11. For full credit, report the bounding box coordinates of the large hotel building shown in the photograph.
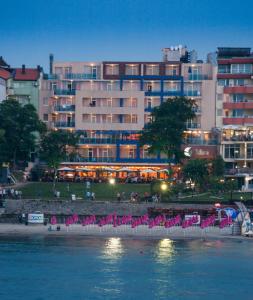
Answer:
[39,47,217,173]
[2,46,253,177]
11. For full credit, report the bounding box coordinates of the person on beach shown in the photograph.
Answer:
[117,192,121,202]
[91,192,95,201]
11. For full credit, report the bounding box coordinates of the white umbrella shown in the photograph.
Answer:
[76,167,92,172]
[117,167,133,172]
[140,169,155,173]
[57,167,75,172]
[158,169,169,173]
[102,167,116,172]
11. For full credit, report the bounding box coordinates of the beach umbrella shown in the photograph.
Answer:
[117,167,133,172]
[76,167,92,172]
[50,216,57,225]
[57,167,75,172]
[102,167,116,172]
[140,169,155,173]
[158,169,169,173]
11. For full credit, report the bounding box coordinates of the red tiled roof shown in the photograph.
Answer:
[14,68,40,81]
[0,68,11,80]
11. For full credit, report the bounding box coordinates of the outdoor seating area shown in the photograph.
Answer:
[38,166,174,183]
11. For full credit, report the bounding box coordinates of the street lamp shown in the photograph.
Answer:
[160,182,169,202]
[191,182,195,198]
[161,182,168,191]
[109,178,116,185]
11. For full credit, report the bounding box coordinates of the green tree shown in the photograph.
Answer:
[182,159,209,190]
[0,100,46,168]
[211,155,225,177]
[39,130,80,191]
[140,97,196,163]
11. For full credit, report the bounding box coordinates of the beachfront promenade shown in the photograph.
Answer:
[0,223,233,238]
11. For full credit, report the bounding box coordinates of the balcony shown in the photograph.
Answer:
[223,101,253,109]
[188,74,209,81]
[53,105,75,112]
[79,138,118,144]
[54,121,75,128]
[224,86,253,94]
[223,117,253,125]
[66,156,116,163]
[185,122,201,129]
[65,156,169,163]
[65,73,97,80]
[54,89,76,96]
[144,106,153,112]
[184,90,201,97]
[183,138,217,145]
[43,74,58,80]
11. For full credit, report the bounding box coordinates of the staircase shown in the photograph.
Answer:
[232,221,242,235]
[235,202,250,236]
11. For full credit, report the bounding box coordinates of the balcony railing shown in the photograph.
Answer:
[185,122,201,129]
[65,73,97,80]
[188,74,209,80]
[183,138,217,145]
[184,90,201,97]
[53,105,75,112]
[43,74,59,80]
[54,121,75,128]
[66,157,116,163]
[64,156,169,163]
[54,89,76,96]
[79,138,118,144]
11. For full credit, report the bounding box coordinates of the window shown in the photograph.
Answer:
[218,79,229,86]
[165,65,179,76]
[128,148,136,159]
[147,98,152,108]
[231,64,252,74]
[232,94,244,103]
[217,94,223,101]
[145,64,159,75]
[218,65,230,74]
[125,64,139,75]
[91,114,96,123]
[105,64,119,75]
[43,97,48,106]
[43,114,48,121]
[217,109,222,116]
[233,79,244,86]
[247,144,253,158]
[63,67,72,74]
[106,114,112,123]
[232,109,243,117]
[224,144,241,159]
[131,115,137,123]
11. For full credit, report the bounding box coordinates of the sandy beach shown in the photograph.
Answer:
[0,223,239,239]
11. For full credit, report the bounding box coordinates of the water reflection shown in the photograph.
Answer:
[102,237,124,260]
[155,239,175,263]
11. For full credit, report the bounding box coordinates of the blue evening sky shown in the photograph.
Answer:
[1,0,253,71]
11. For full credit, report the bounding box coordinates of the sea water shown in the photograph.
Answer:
[0,236,252,300]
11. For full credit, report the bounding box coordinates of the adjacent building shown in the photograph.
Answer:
[0,56,11,102]
[216,47,253,171]
[7,65,42,111]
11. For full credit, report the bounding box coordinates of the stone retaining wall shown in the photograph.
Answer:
[3,199,214,216]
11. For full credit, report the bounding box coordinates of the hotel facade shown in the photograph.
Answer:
[39,47,217,173]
